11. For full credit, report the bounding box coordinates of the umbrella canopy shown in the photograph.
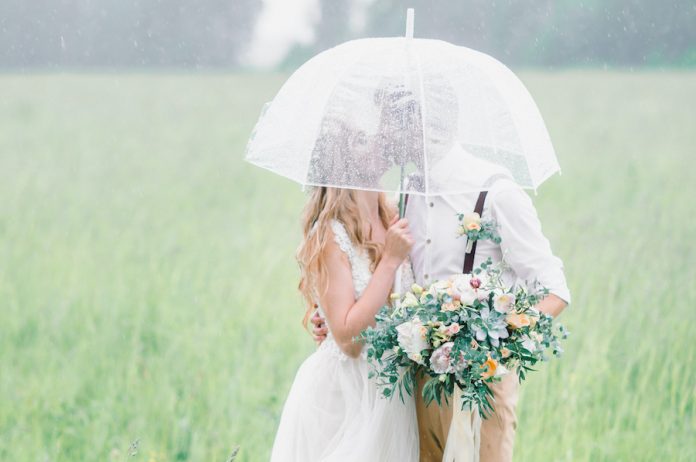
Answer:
[245,12,560,197]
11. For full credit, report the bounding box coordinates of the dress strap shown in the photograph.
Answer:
[330,220,355,262]
[463,191,488,274]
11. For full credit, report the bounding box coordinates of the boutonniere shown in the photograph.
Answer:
[456,212,501,253]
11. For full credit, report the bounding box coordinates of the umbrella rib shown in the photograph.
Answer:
[412,43,430,196]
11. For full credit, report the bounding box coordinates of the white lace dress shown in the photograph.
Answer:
[270,220,419,462]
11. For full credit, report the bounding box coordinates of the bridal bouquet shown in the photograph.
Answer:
[359,260,568,417]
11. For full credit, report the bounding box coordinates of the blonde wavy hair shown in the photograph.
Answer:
[297,187,396,328]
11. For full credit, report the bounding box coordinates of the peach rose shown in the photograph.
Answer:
[462,212,481,231]
[506,312,531,329]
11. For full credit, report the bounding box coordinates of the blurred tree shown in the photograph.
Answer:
[315,0,352,51]
[361,0,696,67]
[0,0,262,69]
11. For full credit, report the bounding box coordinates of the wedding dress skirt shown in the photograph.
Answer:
[270,337,419,461]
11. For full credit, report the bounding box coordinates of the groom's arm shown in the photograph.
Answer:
[533,293,567,318]
[311,311,328,344]
[490,182,570,317]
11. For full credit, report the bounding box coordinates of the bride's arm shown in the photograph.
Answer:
[319,219,413,358]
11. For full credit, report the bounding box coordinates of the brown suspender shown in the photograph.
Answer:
[403,190,488,275]
[463,191,488,274]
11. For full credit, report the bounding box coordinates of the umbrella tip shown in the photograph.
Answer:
[405,8,414,39]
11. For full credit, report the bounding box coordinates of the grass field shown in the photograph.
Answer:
[0,71,695,461]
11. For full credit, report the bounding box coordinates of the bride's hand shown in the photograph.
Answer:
[383,217,414,266]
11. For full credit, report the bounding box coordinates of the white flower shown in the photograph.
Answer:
[450,275,477,306]
[396,319,430,365]
[401,292,419,308]
[462,212,482,231]
[430,342,455,374]
[493,293,516,313]
[430,280,451,298]
[429,341,467,374]
[520,335,537,353]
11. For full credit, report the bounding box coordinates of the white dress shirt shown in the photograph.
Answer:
[404,177,571,304]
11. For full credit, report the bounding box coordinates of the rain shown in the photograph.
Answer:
[0,1,694,461]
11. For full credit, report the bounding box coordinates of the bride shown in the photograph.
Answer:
[270,186,419,461]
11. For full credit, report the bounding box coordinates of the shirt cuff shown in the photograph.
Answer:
[548,287,571,306]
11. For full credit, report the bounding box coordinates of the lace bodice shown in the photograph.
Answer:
[317,220,414,361]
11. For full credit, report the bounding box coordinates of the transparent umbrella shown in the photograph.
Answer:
[245,9,560,215]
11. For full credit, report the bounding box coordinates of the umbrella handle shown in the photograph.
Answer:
[394,265,403,298]
[398,4,414,220]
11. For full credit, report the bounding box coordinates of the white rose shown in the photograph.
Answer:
[396,319,430,365]
[401,292,419,308]
[493,293,516,313]
[462,212,481,231]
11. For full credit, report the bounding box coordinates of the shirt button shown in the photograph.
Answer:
[426,239,432,244]
[424,274,429,280]
[429,202,434,207]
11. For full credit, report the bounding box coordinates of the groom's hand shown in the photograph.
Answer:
[311,311,328,344]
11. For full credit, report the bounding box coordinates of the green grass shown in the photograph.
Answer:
[0,71,694,461]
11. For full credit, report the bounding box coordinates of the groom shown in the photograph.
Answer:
[312,83,570,462]
[312,170,570,462]
[312,173,570,461]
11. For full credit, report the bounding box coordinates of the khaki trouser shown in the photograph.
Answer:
[416,373,519,462]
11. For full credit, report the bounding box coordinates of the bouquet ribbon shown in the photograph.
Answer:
[443,385,481,462]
